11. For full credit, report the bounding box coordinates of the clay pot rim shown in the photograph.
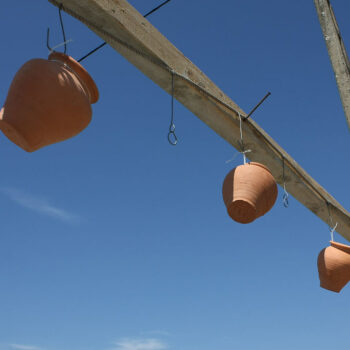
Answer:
[0,108,32,151]
[227,198,257,224]
[330,241,350,254]
[48,51,99,104]
[228,197,256,209]
[240,162,273,175]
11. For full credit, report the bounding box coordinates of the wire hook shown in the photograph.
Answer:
[168,71,178,146]
[58,4,67,54]
[282,157,289,208]
[46,28,52,52]
[47,4,68,54]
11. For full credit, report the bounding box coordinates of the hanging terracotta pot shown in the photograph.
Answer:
[0,51,99,152]
[317,241,350,292]
[222,162,278,224]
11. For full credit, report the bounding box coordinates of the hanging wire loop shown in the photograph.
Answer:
[282,157,289,208]
[283,186,289,208]
[168,72,178,146]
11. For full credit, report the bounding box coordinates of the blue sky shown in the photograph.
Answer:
[2,1,350,350]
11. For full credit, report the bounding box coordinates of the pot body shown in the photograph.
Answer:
[0,52,99,152]
[222,162,278,224]
[318,241,350,292]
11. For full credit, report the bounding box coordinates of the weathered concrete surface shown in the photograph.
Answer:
[314,0,350,131]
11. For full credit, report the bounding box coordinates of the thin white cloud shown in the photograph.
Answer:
[9,345,41,350]
[112,338,167,350]
[140,331,170,337]
[1,187,80,223]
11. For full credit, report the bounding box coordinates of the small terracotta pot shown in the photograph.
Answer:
[317,241,350,293]
[222,162,278,224]
[0,52,99,152]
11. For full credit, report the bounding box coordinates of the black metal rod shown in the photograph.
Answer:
[243,92,271,120]
[78,42,107,62]
[46,4,67,53]
[77,0,172,63]
[143,0,171,17]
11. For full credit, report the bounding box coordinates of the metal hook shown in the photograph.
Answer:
[58,4,67,54]
[46,28,52,52]
[168,128,178,145]
[168,71,178,146]
[282,157,289,208]
[46,4,68,54]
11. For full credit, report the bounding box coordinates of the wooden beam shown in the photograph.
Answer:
[314,0,350,131]
[49,0,350,241]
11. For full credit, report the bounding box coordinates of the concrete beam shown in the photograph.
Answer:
[48,0,350,241]
[314,0,350,131]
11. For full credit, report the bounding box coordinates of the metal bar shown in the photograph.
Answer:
[243,92,271,120]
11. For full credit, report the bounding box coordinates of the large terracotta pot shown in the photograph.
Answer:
[222,162,278,224]
[0,52,99,152]
[318,241,350,292]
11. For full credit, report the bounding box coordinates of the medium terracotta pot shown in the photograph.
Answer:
[317,241,350,292]
[0,52,99,152]
[222,162,278,224]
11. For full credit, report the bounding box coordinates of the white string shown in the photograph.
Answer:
[49,39,73,53]
[327,202,338,241]
[225,152,240,164]
[330,222,338,242]
[225,150,252,164]
[225,114,251,164]
[282,157,289,208]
